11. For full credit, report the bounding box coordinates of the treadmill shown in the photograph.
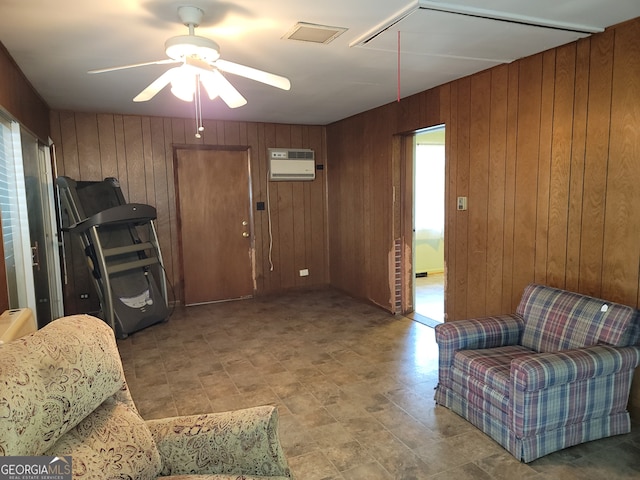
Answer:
[57,176,169,338]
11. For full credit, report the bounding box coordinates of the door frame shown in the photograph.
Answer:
[399,133,415,315]
[398,124,447,319]
[0,116,64,325]
[172,144,255,305]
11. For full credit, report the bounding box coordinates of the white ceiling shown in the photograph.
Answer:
[1,0,639,125]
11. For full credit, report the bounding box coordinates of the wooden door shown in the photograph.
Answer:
[175,148,254,305]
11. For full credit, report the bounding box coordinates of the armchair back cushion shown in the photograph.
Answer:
[0,315,127,456]
[517,283,640,352]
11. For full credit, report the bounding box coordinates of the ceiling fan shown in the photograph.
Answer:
[89,5,291,110]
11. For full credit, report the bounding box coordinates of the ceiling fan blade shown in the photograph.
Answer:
[198,71,219,101]
[88,59,179,74]
[133,67,179,102]
[215,59,291,90]
[201,70,247,108]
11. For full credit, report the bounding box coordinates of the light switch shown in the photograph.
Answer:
[457,196,468,211]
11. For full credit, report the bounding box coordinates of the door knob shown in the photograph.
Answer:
[242,232,250,237]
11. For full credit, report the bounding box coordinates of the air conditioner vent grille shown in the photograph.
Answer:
[287,150,314,160]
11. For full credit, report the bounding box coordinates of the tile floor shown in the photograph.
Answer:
[413,273,445,327]
[117,287,640,479]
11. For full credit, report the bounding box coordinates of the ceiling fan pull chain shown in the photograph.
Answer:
[194,74,204,138]
[397,30,401,103]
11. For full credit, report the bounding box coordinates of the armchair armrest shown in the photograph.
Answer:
[511,345,640,391]
[146,405,292,478]
[435,314,525,350]
[510,345,640,438]
[435,314,524,389]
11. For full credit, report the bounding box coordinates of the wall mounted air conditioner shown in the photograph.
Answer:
[268,148,315,181]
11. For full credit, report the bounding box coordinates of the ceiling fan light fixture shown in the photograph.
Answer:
[170,67,197,102]
[165,35,221,62]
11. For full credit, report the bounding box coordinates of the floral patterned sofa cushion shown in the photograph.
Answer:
[1,314,293,479]
[147,406,290,478]
[44,397,161,479]
[0,315,128,456]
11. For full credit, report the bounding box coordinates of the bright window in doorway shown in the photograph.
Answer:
[414,143,445,236]
[413,125,445,324]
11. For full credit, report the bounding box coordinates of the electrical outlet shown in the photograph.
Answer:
[299,269,309,277]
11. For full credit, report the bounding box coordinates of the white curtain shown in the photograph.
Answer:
[0,114,36,312]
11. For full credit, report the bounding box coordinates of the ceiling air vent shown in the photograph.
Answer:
[283,22,347,44]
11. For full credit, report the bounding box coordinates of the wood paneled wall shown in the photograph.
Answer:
[49,113,328,312]
[327,17,640,412]
[0,41,50,312]
[0,42,49,142]
[328,17,640,315]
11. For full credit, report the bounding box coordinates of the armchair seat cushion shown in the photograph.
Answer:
[451,345,535,414]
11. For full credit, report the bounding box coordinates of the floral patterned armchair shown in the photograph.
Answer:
[435,283,640,462]
[0,314,293,479]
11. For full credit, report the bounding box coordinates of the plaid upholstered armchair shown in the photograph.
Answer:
[434,283,640,462]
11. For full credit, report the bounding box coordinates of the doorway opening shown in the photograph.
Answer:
[412,125,445,326]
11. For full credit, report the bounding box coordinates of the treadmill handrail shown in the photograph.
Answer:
[64,204,157,233]
[106,257,159,275]
[103,242,154,257]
